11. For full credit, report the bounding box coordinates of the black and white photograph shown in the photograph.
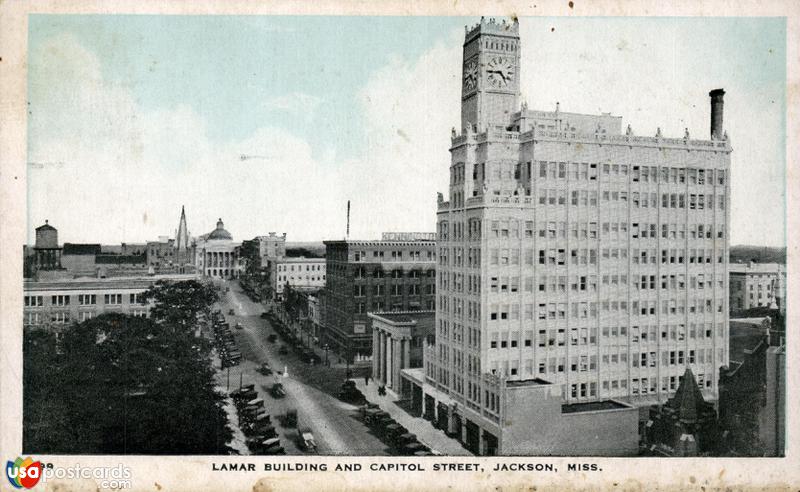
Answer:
[1,1,797,490]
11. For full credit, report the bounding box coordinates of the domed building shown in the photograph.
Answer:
[193,218,241,279]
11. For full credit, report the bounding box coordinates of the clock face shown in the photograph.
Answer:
[463,60,478,92]
[486,56,514,88]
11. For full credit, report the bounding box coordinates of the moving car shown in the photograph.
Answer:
[270,383,286,399]
[299,430,317,453]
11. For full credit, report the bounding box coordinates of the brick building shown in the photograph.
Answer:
[415,16,731,455]
[322,238,436,362]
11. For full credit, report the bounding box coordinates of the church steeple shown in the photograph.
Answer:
[176,205,189,251]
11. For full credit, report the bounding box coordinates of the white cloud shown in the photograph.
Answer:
[28,22,785,247]
[340,29,462,239]
[27,34,339,244]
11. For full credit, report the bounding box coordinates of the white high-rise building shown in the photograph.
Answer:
[413,17,731,455]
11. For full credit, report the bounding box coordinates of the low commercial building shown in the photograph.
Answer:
[23,273,200,331]
[322,237,436,363]
[60,243,102,277]
[400,368,638,456]
[274,257,326,298]
[729,262,786,314]
[369,310,435,394]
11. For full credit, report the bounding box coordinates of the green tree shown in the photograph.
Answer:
[24,280,232,455]
[142,279,218,331]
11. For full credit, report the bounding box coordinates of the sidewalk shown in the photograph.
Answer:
[353,379,473,456]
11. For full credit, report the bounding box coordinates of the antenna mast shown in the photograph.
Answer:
[346,200,350,239]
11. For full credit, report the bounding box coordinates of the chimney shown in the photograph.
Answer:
[709,89,725,140]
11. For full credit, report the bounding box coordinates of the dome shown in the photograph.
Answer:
[207,218,233,241]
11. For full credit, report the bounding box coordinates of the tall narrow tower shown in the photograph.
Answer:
[460,17,521,132]
[176,205,189,252]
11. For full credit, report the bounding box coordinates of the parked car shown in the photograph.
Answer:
[228,308,235,315]
[338,381,364,403]
[258,363,273,375]
[278,345,289,355]
[230,384,255,398]
[267,334,278,343]
[256,437,284,455]
[235,322,244,330]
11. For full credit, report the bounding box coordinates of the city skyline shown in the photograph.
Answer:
[27,15,786,246]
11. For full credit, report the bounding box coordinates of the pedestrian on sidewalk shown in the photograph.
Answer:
[364,375,369,386]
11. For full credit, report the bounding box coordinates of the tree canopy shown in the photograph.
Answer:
[24,280,232,454]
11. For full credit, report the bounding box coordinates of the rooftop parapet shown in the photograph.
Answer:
[465,16,519,43]
[450,127,731,152]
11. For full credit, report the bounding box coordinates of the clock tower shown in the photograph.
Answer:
[461,17,521,132]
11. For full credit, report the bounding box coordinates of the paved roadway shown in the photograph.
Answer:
[217,280,390,456]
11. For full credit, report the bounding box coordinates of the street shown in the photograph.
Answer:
[215,280,390,455]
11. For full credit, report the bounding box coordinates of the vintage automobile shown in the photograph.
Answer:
[358,402,380,417]
[270,383,286,399]
[338,381,364,402]
[278,345,289,355]
[366,411,390,427]
[260,437,284,454]
[230,385,256,401]
[258,363,273,375]
[235,322,244,330]
[402,442,426,454]
[299,431,317,453]
[394,433,418,448]
[267,334,278,343]
[228,308,235,315]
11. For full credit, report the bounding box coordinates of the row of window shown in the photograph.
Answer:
[277,264,325,272]
[354,284,434,297]
[23,308,148,326]
[277,275,325,283]
[353,267,435,279]
[351,250,434,262]
[483,297,725,322]
[466,161,727,186]
[24,293,144,307]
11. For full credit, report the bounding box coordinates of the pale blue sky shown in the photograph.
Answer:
[27,15,786,245]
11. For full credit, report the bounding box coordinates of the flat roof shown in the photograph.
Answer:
[369,310,435,324]
[277,257,326,263]
[561,400,631,414]
[24,274,200,291]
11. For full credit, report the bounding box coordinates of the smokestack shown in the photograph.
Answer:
[346,200,350,239]
[709,89,725,140]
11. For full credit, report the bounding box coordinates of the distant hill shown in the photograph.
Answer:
[730,245,786,264]
[286,242,325,258]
